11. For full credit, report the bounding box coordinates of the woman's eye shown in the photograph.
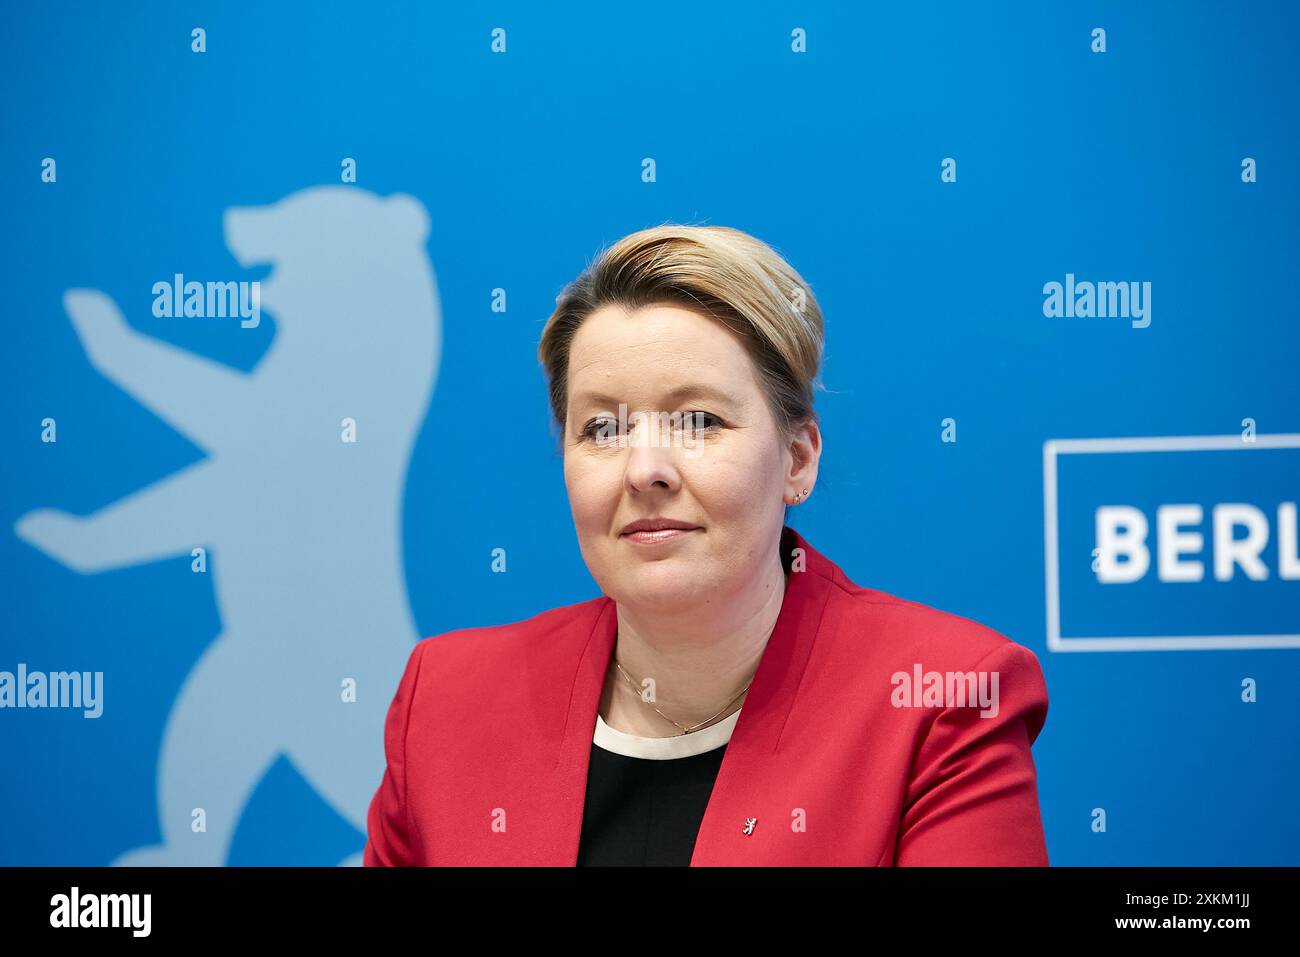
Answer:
[681,411,720,432]
[579,418,615,440]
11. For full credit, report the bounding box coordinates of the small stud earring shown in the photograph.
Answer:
[791,487,809,505]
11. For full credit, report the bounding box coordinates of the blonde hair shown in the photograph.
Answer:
[538,224,825,441]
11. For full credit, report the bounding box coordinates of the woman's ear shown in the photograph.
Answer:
[786,418,822,494]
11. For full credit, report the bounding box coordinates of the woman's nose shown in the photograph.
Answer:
[623,417,682,492]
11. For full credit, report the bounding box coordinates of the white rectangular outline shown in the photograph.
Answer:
[1043,433,1300,652]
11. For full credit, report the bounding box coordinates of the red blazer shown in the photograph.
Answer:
[364,526,1050,866]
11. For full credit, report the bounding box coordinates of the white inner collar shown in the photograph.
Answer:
[594,708,740,760]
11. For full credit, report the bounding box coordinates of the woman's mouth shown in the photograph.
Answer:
[620,527,700,545]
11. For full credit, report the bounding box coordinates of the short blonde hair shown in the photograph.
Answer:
[538,224,825,440]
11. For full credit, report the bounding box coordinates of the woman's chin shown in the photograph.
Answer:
[609,568,713,610]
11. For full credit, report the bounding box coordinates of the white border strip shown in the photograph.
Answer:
[1043,433,1300,652]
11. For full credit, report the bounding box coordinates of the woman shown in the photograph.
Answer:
[364,225,1050,866]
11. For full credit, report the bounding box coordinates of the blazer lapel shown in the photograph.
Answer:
[545,526,835,866]
[691,527,834,864]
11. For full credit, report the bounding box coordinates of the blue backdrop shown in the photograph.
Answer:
[2,0,1297,866]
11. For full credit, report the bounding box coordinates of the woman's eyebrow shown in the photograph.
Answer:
[571,384,740,409]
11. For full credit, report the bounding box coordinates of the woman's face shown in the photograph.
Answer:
[562,302,819,612]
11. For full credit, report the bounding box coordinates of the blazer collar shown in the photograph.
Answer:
[547,525,837,864]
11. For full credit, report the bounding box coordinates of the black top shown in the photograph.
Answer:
[576,739,728,866]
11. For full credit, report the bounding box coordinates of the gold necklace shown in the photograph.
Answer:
[613,659,752,736]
